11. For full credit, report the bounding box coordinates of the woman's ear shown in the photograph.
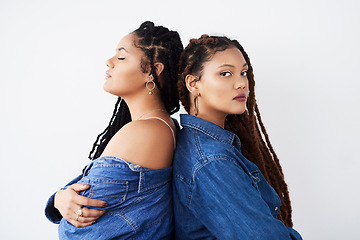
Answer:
[153,62,164,77]
[185,74,199,96]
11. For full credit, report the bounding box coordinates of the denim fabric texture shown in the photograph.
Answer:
[45,175,83,224]
[58,156,173,240]
[172,114,302,240]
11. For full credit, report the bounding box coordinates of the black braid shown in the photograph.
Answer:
[133,21,183,114]
[88,98,131,160]
[88,21,183,160]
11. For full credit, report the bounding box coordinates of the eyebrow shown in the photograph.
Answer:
[116,47,128,53]
[218,63,248,68]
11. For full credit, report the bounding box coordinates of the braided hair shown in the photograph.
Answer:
[88,21,183,160]
[178,34,294,227]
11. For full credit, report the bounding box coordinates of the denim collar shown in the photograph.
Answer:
[180,114,241,147]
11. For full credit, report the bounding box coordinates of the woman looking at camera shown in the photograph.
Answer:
[173,35,302,239]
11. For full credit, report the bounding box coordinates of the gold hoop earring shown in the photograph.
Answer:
[194,95,199,116]
[146,76,155,95]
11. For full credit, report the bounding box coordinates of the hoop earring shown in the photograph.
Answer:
[194,95,199,116]
[146,76,155,95]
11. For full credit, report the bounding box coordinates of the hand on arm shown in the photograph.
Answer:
[54,183,108,227]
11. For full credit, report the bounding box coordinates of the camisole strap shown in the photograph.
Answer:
[143,117,176,148]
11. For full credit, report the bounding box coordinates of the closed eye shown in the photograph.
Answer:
[220,71,232,77]
[118,57,125,60]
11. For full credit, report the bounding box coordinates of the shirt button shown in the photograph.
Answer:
[275,207,279,211]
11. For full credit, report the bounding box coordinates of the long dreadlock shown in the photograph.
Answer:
[177,34,293,227]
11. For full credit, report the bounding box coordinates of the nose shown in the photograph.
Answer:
[235,75,247,89]
[105,57,114,68]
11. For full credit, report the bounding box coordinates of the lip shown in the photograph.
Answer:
[105,71,111,79]
[233,93,247,102]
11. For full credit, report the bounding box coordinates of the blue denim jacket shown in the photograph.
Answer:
[45,156,173,239]
[172,114,302,240]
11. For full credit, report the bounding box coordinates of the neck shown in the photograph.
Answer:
[189,107,226,128]
[189,95,226,128]
[123,93,166,121]
[196,113,226,128]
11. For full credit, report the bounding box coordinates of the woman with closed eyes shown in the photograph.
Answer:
[45,21,183,239]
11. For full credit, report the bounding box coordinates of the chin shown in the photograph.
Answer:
[103,84,116,95]
[103,82,110,92]
[103,86,116,96]
[103,87,112,95]
[104,88,125,99]
[228,108,246,115]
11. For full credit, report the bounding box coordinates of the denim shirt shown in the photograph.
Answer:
[45,156,173,240]
[172,114,302,240]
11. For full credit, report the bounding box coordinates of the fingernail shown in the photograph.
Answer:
[102,202,108,207]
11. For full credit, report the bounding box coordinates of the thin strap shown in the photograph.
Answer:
[143,117,176,148]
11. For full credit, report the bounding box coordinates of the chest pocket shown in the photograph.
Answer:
[249,170,261,192]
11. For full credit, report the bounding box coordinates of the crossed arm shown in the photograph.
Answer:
[46,118,175,227]
[45,175,107,228]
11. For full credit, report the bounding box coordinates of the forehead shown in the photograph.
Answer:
[116,34,137,52]
[206,47,246,67]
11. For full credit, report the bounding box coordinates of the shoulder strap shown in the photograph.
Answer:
[143,117,176,148]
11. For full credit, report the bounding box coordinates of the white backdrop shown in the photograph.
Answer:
[1,0,359,239]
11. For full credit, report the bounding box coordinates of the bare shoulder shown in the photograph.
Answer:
[120,118,175,145]
[100,118,176,169]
